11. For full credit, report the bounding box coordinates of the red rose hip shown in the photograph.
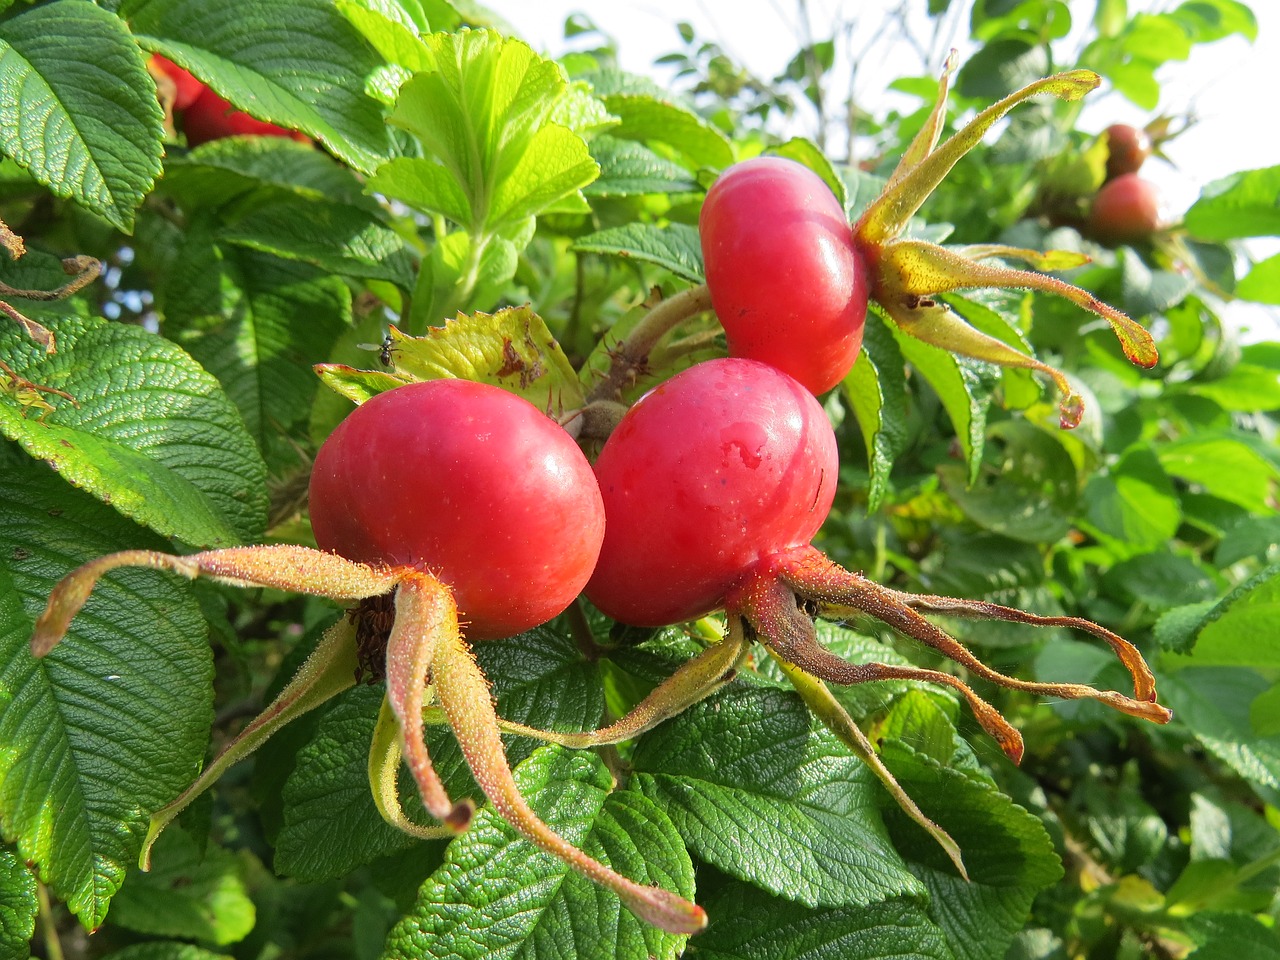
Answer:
[700,157,870,395]
[309,379,605,641]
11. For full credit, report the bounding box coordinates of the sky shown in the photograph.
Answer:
[487,0,1280,341]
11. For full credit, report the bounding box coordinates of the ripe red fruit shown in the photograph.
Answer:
[182,86,309,146]
[309,379,605,641]
[1088,173,1162,245]
[1103,123,1152,180]
[151,55,204,110]
[586,358,837,626]
[699,157,870,395]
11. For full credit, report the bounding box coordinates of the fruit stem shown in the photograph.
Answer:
[586,284,713,404]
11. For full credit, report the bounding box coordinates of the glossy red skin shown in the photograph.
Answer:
[585,358,838,626]
[1103,123,1152,181]
[152,55,204,110]
[700,156,870,395]
[309,380,605,641]
[182,86,309,146]
[1089,173,1162,245]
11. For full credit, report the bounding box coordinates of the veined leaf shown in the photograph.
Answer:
[573,223,705,284]
[277,626,604,881]
[0,316,269,547]
[163,137,379,210]
[632,684,923,909]
[97,945,234,960]
[383,746,694,960]
[219,195,417,290]
[122,0,392,172]
[1176,564,1280,668]
[162,245,353,469]
[585,136,698,197]
[586,70,734,170]
[842,310,908,513]
[879,699,1063,960]
[107,831,255,946]
[1184,166,1280,241]
[698,886,953,960]
[371,29,599,233]
[894,325,999,484]
[0,459,212,929]
[0,1,163,231]
[0,846,36,960]
[381,306,586,412]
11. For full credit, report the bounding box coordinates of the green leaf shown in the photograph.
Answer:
[108,830,255,945]
[1158,433,1280,514]
[384,747,694,960]
[0,459,213,929]
[0,846,36,960]
[99,945,234,960]
[938,421,1078,544]
[1120,251,1196,317]
[380,306,586,410]
[1102,550,1219,612]
[1184,166,1280,241]
[1185,364,1280,412]
[1171,0,1258,43]
[1186,912,1280,960]
[0,2,163,231]
[337,0,433,75]
[894,328,998,484]
[880,731,1064,960]
[162,241,353,467]
[958,39,1053,101]
[1162,668,1280,804]
[632,684,923,909]
[1216,515,1280,567]
[274,685,426,881]
[219,195,417,290]
[1176,565,1280,667]
[1154,600,1219,654]
[0,315,269,547]
[373,30,599,232]
[164,136,378,210]
[1083,446,1180,556]
[573,223,705,283]
[1237,252,1280,304]
[587,70,734,170]
[842,310,908,513]
[123,0,392,172]
[697,886,953,960]
[585,136,698,197]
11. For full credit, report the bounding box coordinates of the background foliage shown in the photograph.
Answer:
[0,0,1277,958]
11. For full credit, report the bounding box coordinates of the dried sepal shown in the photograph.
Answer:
[31,545,401,657]
[369,693,453,840]
[852,61,1156,424]
[771,652,969,880]
[384,572,474,830]
[857,68,1099,245]
[726,560,1025,762]
[777,546,1171,725]
[430,621,709,935]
